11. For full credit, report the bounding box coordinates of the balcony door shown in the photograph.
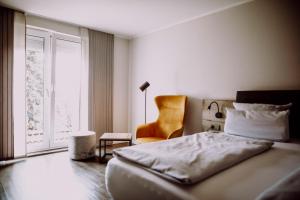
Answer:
[25,27,81,153]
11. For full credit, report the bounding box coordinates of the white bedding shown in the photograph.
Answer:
[256,167,300,200]
[106,138,300,200]
[113,132,273,184]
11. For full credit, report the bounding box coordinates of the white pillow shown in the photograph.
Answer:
[233,102,292,111]
[224,108,289,141]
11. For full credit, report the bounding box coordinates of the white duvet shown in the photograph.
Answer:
[113,132,273,184]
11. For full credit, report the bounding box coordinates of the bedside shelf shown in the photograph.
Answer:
[202,99,234,132]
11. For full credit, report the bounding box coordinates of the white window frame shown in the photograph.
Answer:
[50,33,81,148]
[26,28,52,153]
[25,26,83,153]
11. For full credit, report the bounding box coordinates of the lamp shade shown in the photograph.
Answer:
[139,81,150,91]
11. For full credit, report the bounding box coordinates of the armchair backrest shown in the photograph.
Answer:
[155,95,187,139]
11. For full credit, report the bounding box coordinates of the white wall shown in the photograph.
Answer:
[129,0,300,135]
[26,15,80,36]
[113,37,129,132]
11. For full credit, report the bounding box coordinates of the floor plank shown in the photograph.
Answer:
[0,151,113,200]
[0,182,8,200]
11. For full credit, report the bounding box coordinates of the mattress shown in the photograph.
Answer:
[105,140,300,200]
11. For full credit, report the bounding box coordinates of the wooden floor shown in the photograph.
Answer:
[0,147,123,200]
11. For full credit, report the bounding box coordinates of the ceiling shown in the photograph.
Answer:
[0,0,250,38]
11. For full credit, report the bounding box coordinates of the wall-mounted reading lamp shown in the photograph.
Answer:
[139,81,150,124]
[208,101,223,119]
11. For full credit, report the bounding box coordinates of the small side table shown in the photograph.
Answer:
[99,133,132,162]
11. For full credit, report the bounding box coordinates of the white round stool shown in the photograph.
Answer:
[69,131,96,160]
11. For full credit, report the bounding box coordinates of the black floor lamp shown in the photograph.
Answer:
[139,81,150,124]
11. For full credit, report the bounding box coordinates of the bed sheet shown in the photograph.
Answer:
[105,141,300,200]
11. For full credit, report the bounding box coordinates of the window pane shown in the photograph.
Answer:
[25,36,45,147]
[54,39,81,145]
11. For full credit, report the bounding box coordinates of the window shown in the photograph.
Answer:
[26,27,82,152]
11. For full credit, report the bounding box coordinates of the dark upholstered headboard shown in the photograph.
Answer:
[236,90,300,139]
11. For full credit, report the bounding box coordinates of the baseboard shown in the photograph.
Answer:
[27,147,68,157]
[0,158,26,166]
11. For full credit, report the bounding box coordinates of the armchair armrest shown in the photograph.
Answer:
[167,127,184,139]
[136,122,157,139]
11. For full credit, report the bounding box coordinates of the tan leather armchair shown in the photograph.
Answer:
[136,95,187,144]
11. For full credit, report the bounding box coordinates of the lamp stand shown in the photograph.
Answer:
[139,81,150,124]
[144,89,147,124]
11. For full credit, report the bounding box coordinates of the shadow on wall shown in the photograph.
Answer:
[184,97,203,135]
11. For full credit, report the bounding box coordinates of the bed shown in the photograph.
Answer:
[105,90,300,200]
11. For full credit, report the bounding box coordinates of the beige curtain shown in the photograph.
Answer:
[13,11,26,158]
[79,28,89,131]
[88,30,114,140]
[0,6,14,161]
